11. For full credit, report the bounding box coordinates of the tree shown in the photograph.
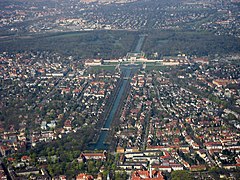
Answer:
[87,160,96,173]
[115,171,128,180]
[102,170,109,179]
[171,170,192,180]
[79,162,85,171]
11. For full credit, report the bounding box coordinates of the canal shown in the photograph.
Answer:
[134,34,147,53]
[90,65,139,150]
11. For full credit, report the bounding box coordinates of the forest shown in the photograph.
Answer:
[143,30,240,58]
[0,30,239,59]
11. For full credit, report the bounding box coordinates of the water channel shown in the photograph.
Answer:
[90,65,139,150]
[134,34,147,53]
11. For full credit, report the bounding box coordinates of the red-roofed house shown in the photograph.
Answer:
[76,173,94,180]
[131,170,164,180]
[78,151,107,162]
[154,165,172,173]
[63,120,72,131]
[0,145,11,157]
[190,165,207,171]
[21,155,30,162]
[59,175,67,180]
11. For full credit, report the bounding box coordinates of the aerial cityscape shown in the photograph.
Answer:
[0,0,240,179]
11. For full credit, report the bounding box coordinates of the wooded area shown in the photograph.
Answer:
[0,30,239,59]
